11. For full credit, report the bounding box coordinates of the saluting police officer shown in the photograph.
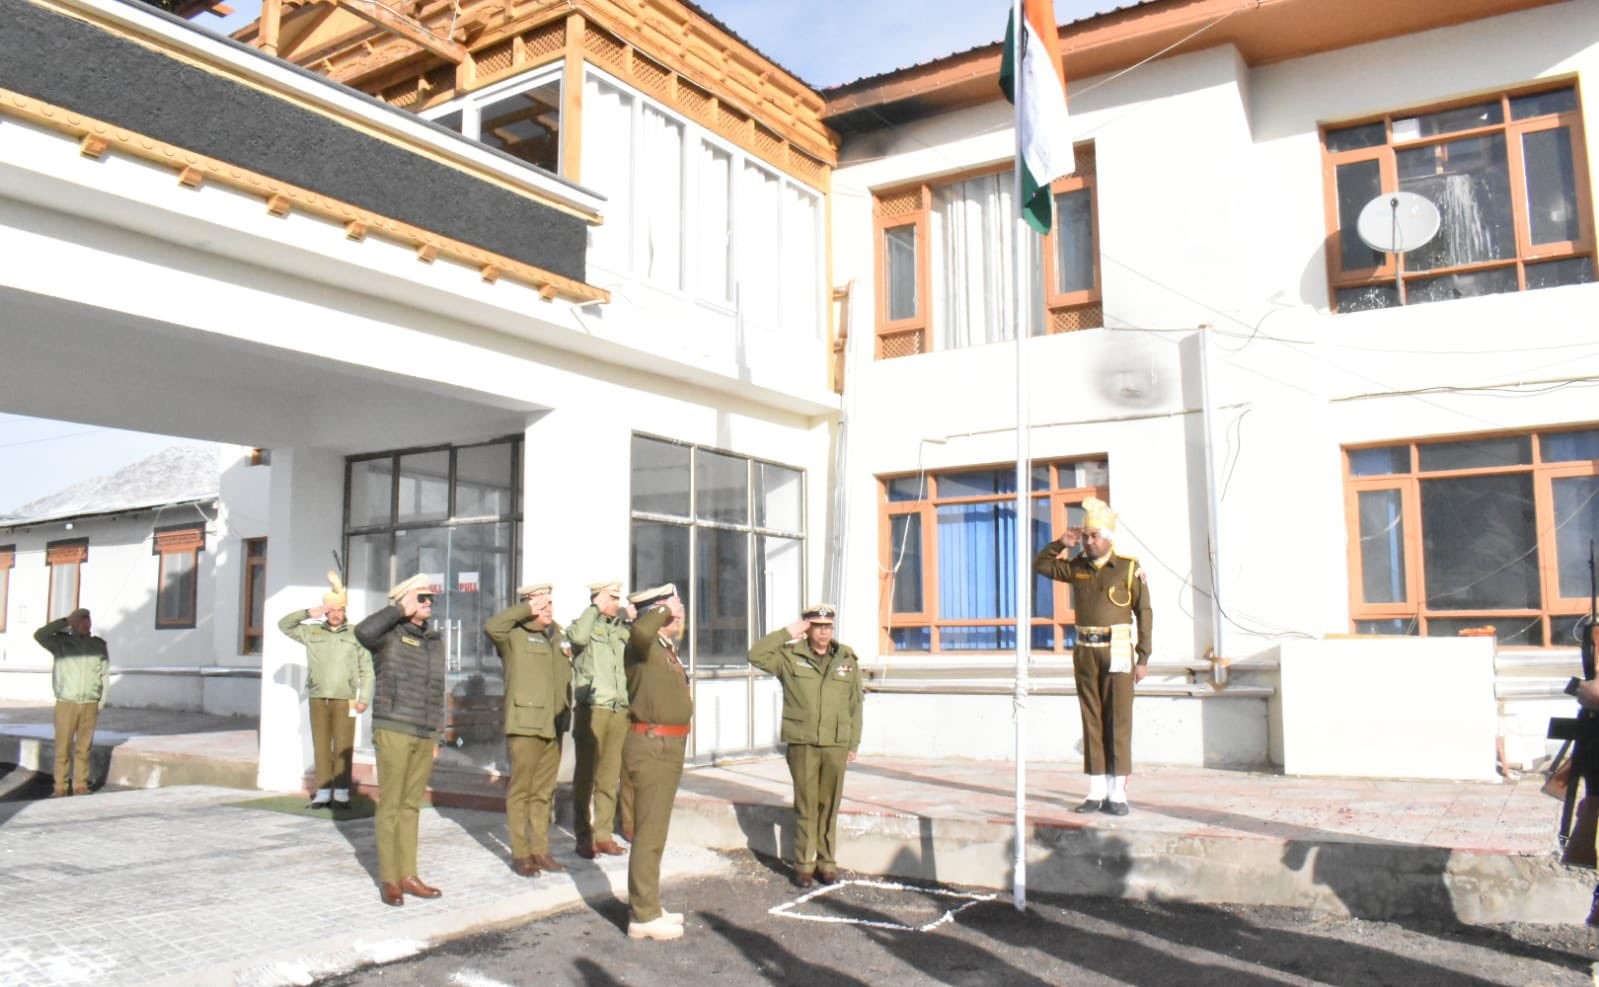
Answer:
[277,570,373,810]
[34,607,109,797]
[621,583,690,941]
[568,579,635,859]
[1033,497,1152,816]
[485,582,573,878]
[749,604,863,888]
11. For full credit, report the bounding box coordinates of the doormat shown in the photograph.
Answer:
[227,793,403,821]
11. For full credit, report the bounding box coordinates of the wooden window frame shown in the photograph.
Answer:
[878,461,1109,655]
[45,538,88,621]
[1344,427,1599,647]
[153,523,205,631]
[872,142,1101,360]
[241,537,268,656]
[0,544,13,634]
[1321,82,1594,312]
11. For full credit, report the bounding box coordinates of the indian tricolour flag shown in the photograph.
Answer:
[999,0,1075,234]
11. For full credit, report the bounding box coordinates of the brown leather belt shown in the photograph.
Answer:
[631,722,691,737]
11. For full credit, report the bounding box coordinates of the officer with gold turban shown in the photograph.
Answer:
[1034,498,1152,815]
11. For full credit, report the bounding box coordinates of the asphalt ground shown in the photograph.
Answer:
[314,849,1599,987]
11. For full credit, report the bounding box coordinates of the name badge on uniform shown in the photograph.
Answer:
[1072,572,1091,580]
[401,636,421,647]
[837,664,853,678]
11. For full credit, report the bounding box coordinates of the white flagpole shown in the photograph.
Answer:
[1011,0,1031,915]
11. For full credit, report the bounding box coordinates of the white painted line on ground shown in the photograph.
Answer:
[450,970,518,987]
[768,878,998,932]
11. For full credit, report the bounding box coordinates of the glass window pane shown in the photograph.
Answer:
[455,443,513,519]
[478,79,561,173]
[1032,624,1056,651]
[695,527,749,667]
[1059,460,1108,488]
[1527,257,1595,290]
[942,625,1011,651]
[159,552,195,623]
[1349,446,1409,476]
[1326,121,1386,152]
[397,451,450,524]
[248,558,267,631]
[1552,476,1599,598]
[631,436,691,517]
[1357,490,1407,604]
[1426,616,1542,647]
[756,463,802,532]
[937,502,1015,620]
[640,106,684,288]
[1543,430,1599,462]
[1336,284,1398,313]
[49,564,78,620]
[737,163,782,329]
[1421,473,1539,610]
[1398,134,1514,272]
[345,532,392,619]
[937,470,1013,498]
[348,458,394,528]
[888,514,924,614]
[1523,127,1581,244]
[432,109,464,133]
[582,78,634,268]
[1356,618,1416,636]
[1405,267,1519,305]
[783,185,822,338]
[1335,159,1386,270]
[695,449,749,524]
[1031,496,1055,620]
[444,521,516,678]
[1394,101,1502,141]
[1053,188,1095,293]
[1417,436,1530,471]
[886,477,924,503]
[885,225,918,320]
[756,535,802,634]
[630,521,690,614]
[1510,87,1577,120]
[1552,614,1587,648]
[890,626,930,652]
[697,141,733,301]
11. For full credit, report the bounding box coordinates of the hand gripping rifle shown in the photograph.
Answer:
[1549,539,1599,858]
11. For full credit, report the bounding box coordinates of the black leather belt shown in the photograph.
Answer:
[1078,630,1112,646]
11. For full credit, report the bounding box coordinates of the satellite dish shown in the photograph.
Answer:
[1356,191,1441,253]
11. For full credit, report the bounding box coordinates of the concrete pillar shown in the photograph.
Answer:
[521,409,632,621]
[257,447,346,792]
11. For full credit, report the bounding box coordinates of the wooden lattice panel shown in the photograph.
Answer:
[714,102,750,141]
[878,329,925,359]
[632,52,672,97]
[787,148,825,187]
[676,80,711,118]
[584,26,628,73]
[423,63,455,96]
[876,187,921,219]
[1050,303,1103,333]
[524,21,564,61]
[1075,143,1096,176]
[476,38,514,77]
[383,81,422,109]
[753,123,782,159]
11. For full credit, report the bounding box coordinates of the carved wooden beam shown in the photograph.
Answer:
[335,0,469,63]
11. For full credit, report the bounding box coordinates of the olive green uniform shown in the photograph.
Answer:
[568,604,634,847]
[33,618,109,795]
[356,606,447,886]
[622,603,693,924]
[749,629,863,875]
[486,602,573,860]
[277,610,374,793]
[1034,543,1152,775]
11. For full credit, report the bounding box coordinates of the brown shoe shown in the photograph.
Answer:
[594,840,628,856]
[575,843,597,859]
[72,787,89,796]
[399,876,442,898]
[52,789,68,798]
[816,869,839,885]
[793,869,814,889]
[380,883,405,907]
[531,852,566,873]
[512,856,541,877]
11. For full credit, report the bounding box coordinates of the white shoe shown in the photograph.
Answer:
[627,916,684,940]
[660,910,684,926]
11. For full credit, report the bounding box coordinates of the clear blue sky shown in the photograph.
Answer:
[0,0,1123,511]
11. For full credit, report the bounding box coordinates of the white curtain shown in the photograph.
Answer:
[582,77,633,271]
[781,185,822,338]
[736,162,781,330]
[931,174,1043,349]
[640,107,684,288]
[696,141,732,302]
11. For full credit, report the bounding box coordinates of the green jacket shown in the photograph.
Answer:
[277,610,374,703]
[567,605,630,711]
[485,602,573,738]
[33,619,110,706]
[749,629,863,751]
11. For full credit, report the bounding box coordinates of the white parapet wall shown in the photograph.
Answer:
[1279,638,1499,782]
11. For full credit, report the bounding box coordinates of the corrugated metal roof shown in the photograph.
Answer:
[5,445,220,526]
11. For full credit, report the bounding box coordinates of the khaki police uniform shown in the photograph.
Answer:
[278,609,373,797]
[749,616,862,879]
[622,593,692,925]
[1034,542,1152,777]
[486,600,573,867]
[568,601,634,851]
[33,614,109,796]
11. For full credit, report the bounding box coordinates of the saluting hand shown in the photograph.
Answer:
[786,618,810,639]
